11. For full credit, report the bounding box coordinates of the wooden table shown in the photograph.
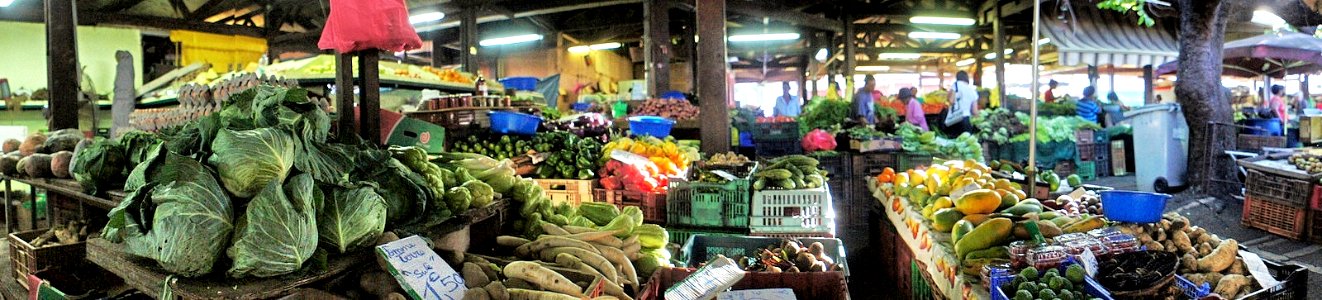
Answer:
[1,176,124,232]
[87,238,372,300]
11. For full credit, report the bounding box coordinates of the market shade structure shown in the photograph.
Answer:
[1155,32,1322,78]
[1040,1,1178,67]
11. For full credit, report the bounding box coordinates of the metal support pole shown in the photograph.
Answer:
[695,0,730,153]
[644,0,671,96]
[973,38,984,87]
[335,53,356,142]
[1144,65,1155,104]
[357,50,381,145]
[460,8,479,74]
[994,6,1007,107]
[432,36,446,67]
[46,0,80,130]
[1027,0,1042,195]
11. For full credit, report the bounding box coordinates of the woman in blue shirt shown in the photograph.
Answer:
[1076,86,1102,123]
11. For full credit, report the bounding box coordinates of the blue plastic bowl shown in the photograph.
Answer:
[489,111,542,135]
[499,77,538,91]
[1099,190,1171,223]
[628,116,675,138]
[571,102,592,112]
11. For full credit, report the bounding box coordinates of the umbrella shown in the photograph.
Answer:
[1155,31,1322,78]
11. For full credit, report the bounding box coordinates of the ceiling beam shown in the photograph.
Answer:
[83,12,267,37]
[99,0,148,13]
[725,0,841,32]
[855,47,980,55]
[413,0,644,33]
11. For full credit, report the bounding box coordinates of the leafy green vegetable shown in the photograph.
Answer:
[444,186,473,212]
[103,156,234,278]
[208,128,296,198]
[226,174,318,278]
[798,97,851,134]
[318,183,387,253]
[354,149,434,226]
[71,138,128,195]
[462,180,494,208]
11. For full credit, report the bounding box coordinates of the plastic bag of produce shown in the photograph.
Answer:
[801,129,837,152]
[317,0,421,53]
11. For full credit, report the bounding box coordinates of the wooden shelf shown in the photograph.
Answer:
[292,76,502,95]
[87,238,371,300]
[6,177,122,210]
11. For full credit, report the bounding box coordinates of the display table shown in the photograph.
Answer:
[1,176,125,231]
[867,179,991,299]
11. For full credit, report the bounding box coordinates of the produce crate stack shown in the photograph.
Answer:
[813,153,853,224]
[750,156,836,238]
[1073,129,1111,179]
[531,179,596,206]
[665,159,757,243]
[594,189,667,225]
[1242,169,1312,239]
[898,152,934,171]
[751,121,802,158]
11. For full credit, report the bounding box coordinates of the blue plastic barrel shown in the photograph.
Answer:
[628,116,675,138]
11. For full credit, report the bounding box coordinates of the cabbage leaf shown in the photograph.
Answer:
[319,183,387,253]
[226,174,318,278]
[208,128,296,198]
[103,156,234,277]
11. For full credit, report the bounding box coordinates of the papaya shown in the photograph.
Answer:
[964,246,1010,260]
[932,208,965,233]
[997,190,1020,210]
[952,220,976,242]
[1013,220,1063,239]
[961,214,991,226]
[1018,199,1043,209]
[933,196,953,210]
[1039,211,1061,220]
[954,189,1002,215]
[1050,216,1077,227]
[1000,203,1044,216]
[1062,215,1106,233]
[955,218,1014,260]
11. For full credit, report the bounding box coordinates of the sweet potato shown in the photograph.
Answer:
[1229,258,1247,275]
[18,133,45,156]
[1180,253,1198,273]
[463,288,491,300]
[1214,274,1251,297]
[1172,230,1195,254]
[19,154,52,178]
[1197,242,1213,257]
[1,139,18,153]
[503,261,584,297]
[1197,239,1238,272]
[50,151,73,178]
[360,271,397,296]
[0,154,19,176]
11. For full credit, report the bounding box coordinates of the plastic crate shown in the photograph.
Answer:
[1077,142,1110,162]
[829,178,856,228]
[595,189,667,224]
[750,186,835,234]
[1242,196,1308,240]
[1110,140,1128,176]
[753,139,803,158]
[1076,161,1098,182]
[532,179,596,206]
[1239,258,1309,299]
[812,152,851,179]
[898,152,935,171]
[1310,208,1322,244]
[1246,169,1314,207]
[1054,161,1076,177]
[989,263,1113,300]
[667,227,748,251]
[751,122,800,141]
[9,230,86,289]
[852,152,898,176]
[680,235,849,275]
[912,262,935,300]
[1095,158,1112,178]
[1075,129,1095,144]
[637,267,849,300]
[1238,134,1288,152]
[665,179,751,228]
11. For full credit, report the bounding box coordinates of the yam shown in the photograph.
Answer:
[1204,272,1225,289]
[463,288,492,300]
[1143,240,1165,252]
[1197,239,1238,272]
[1197,242,1213,257]
[18,133,45,156]
[1214,274,1251,297]
[0,154,19,176]
[1229,258,1247,275]
[502,261,584,297]
[360,271,397,296]
[43,133,81,153]
[464,263,492,288]
[484,281,509,300]
[19,154,52,178]
[1,139,18,153]
[50,151,72,178]
[1180,253,1198,273]
[1171,230,1195,254]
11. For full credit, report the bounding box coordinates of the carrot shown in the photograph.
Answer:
[540,247,618,284]
[503,262,584,297]
[591,245,638,292]
[540,222,570,235]
[506,288,578,300]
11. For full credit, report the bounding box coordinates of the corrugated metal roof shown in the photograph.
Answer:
[1041,1,1178,67]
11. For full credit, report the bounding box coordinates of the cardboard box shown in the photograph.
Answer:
[361,108,447,154]
[1110,140,1127,176]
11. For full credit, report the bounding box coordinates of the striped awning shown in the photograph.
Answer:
[1042,2,1179,67]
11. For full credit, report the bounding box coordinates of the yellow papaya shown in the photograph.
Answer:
[954,189,1002,215]
[954,218,1014,260]
[1000,203,1043,216]
[961,214,991,226]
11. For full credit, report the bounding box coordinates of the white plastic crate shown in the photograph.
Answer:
[749,186,836,234]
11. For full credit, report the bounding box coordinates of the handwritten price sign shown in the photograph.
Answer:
[377,235,466,300]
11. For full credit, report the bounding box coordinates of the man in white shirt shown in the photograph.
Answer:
[773,82,802,117]
[943,71,979,137]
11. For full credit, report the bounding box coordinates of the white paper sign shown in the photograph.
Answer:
[377,235,466,300]
[718,288,797,300]
[1238,250,1281,289]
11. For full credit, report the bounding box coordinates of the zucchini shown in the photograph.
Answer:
[755,169,793,180]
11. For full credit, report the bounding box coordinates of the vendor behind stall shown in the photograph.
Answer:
[1102,92,1130,127]
[1077,86,1102,123]
[900,87,927,130]
[853,75,877,124]
[773,82,802,117]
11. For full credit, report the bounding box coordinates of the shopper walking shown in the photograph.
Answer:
[900,87,928,131]
[773,82,802,117]
[853,75,877,124]
[1268,84,1287,132]
[1076,86,1102,123]
[942,71,977,137]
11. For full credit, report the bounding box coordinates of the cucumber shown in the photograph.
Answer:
[753,178,767,190]
[755,169,793,180]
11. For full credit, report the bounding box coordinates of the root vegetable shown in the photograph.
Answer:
[484,281,509,300]
[507,288,580,300]
[523,236,601,258]
[590,245,638,292]
[1214,274,1251,297]
[540,223,570,235]
[560,231,620,243]
[1143,240,1165,252]
[49,151,72,178]
[361,271,397,296]
[503,261,584,297]
[1172,230,1195,254]
[1197,239,1238,273]
[1180,253,1198,273]
[540,247,618,284]
[1204,273,1225,289]
[1229,259,1247,275]
[589,276,633,300]
[19,154,52,177]
[589,236,624,249]
[386,293,407,300]
[555,253,604,279]
[464,288,492,300]
[1197,242,1213,257]
[561,226,595,234]
[1,139,18,153]
[19,134,46,156]
[464,263,492,288]
[498,236,532,248]
[808,242,825,257]
[794,252,817,271]
[505,278,536,290]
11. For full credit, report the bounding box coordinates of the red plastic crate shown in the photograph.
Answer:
[1243,196,1307,240]
[1312,185,1322,211]
[595,188,667,224]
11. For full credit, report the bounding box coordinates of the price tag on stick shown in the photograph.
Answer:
[377,235,467,300]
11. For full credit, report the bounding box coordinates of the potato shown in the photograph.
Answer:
[1171,230,1195,254]
[1180,253,1198,273]
[19,154,52,178]
[50,151,73,178]
[0,154,19,176]
[1214,274,1251,297]
[1144,240,1165,252]
[18,133,46,156]
[1197,242,1213,257]
[361,271,397,297]
[1,139,18,153]
[462,288,491,300]
[484,281,509,300]
[1229,258,1247,275]
[794,252,817,271]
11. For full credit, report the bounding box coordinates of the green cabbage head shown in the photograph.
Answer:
[208,128,296,198]
[319,183,387,253]
[226,173,318,278]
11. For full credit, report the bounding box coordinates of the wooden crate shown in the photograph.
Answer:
[8,230,86,289]
[532,179,596,206]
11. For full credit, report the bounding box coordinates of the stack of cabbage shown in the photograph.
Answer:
[87,85,463,278]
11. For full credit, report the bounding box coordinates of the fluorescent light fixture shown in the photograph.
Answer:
[856,66,891,72]
[909,16,975,26]
[984,49,1014,59]
[0,0,15,7]
[589,42,621,50]
[814,48,828,62]
[568,45,591,54]
[956,58,977,67]
[908,31,962,40]
[878,53,922,60]
[479,34,543,46]
[1038,38,1051,45]
[920,72,938,77]
[409,12,445,24]
[728,33,801,42]
[1252,10,1288,28]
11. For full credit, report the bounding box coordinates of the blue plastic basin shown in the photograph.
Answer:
[488,111,542,135]
[628,116,675,138]
[499,77,538,91]
[1099,190,1171,223]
